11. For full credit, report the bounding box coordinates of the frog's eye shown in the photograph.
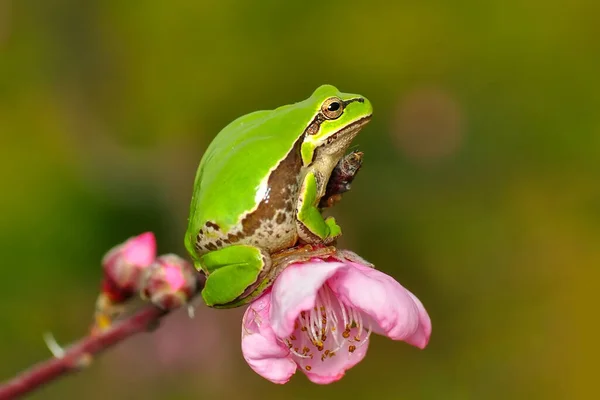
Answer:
[321,97,344,120]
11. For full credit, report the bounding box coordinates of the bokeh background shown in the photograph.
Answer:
[1,1,598,399]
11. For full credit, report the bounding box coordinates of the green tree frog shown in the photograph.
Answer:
[185,85,373,308]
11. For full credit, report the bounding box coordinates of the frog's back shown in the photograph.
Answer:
[185,100,316,256]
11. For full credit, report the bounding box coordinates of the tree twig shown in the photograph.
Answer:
[0,285,204,399]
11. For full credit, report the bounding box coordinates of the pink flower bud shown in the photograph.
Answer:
[101,232,157,302]
[140,254,198,310]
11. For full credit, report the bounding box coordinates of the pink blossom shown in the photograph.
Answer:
[241,258,431,384]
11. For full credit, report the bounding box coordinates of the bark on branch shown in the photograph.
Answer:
[0,278,204,400]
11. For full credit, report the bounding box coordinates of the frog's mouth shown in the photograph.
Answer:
[316,116,371,161]
[308,116,370,184]
[325,116,371,146]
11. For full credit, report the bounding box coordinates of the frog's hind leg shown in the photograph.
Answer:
[199,245,270,308]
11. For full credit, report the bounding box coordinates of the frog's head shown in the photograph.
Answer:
[300,84,373,167]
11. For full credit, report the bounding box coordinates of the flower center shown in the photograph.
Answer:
[284,284,371,362]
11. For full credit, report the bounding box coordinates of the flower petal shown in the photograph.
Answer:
[404,291,432,349]
[241,292,297,384]
[270,259,348,338]
[301,338,370,385]
[329,262,431,348]
[123,232,156,267]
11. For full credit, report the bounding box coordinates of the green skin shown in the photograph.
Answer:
[185,85,373,308]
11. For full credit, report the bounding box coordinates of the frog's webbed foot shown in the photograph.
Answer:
[296,171,342,244]
[319,150,364,209]
[199,244,270,308]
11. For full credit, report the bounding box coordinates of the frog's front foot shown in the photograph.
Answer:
[199,244,270,308]
[324,216,342,239]
[296,214,341,244]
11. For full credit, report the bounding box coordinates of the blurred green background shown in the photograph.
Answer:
[1,0,598,399]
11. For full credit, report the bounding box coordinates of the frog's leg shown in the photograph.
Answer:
[199,244,271,308]
[296,171,342,244]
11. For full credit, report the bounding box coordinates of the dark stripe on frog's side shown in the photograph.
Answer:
[195,135,304,254]
[306,113,326,136]
[205,221,220,231]
[235,135,304,251]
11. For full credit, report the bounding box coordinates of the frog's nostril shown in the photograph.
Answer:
[357,98,365,103]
